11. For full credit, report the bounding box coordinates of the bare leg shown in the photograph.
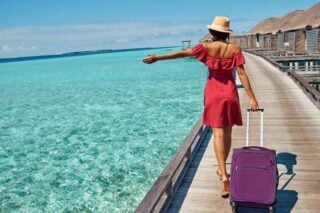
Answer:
[224,126,232,162]
[213,127,227,180]
[216,126,232,176]
[213,126,232,197]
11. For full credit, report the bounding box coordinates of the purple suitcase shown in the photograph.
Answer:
[230,108,278,213]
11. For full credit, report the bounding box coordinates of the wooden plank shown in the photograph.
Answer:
[167,51,320,212]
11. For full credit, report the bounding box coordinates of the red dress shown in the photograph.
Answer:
[192,43,244,128]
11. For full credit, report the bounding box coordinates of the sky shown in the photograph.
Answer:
[0,0,319,58]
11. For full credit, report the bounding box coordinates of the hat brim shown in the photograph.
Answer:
[207,24,233,33]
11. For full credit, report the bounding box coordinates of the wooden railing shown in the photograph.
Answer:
[245,50,320,108]
[287,71,320,108]
[245,50,286,71]
[135,118,208,213]
[282,65,320,73]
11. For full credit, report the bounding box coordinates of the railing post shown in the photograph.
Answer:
[165,180,173,197]
[186,147,192,160]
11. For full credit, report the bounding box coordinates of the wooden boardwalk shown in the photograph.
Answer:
[167,52,320,212]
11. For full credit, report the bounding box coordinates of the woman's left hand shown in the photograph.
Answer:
[143,54,157,64]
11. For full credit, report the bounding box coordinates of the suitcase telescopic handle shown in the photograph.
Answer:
[246,107,264,147]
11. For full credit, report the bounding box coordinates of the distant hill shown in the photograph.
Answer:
[247,2,320,35]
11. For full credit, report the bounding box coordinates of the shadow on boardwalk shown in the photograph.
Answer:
[275,152,298,213]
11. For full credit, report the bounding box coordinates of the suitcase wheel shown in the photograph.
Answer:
[269,205,276,213]
[230,200,238,213]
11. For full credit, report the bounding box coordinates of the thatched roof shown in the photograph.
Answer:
[247,2,320,35]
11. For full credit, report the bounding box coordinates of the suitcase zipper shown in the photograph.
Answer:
[234,152,275,165]
[236,165,272,171]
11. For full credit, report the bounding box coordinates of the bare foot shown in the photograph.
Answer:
[216,170,230,180]
[216,170,222,180]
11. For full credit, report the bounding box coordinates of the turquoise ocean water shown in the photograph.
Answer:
[0,47,207,212]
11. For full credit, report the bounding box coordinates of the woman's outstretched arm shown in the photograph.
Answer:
[142,49,193,64]
[236,64,259,111]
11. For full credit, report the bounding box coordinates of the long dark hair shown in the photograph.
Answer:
[209,29,229,41]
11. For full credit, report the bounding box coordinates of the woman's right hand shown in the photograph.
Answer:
[249,98,259,112]
[143,54,157,64]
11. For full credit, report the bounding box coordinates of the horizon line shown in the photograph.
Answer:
[0,45,181,63]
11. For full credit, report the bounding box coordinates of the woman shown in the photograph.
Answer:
[142,16,259,198]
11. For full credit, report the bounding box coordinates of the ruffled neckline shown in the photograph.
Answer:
[199,44,241,59]
[191,43,246,70]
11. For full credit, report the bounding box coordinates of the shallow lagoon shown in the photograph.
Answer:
[0,47,206,212]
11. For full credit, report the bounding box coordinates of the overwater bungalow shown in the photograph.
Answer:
[234,3,319,54]
[200,3,320,55]
[223,26,319,54]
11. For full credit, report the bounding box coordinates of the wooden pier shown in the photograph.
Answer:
[136,52,320,212]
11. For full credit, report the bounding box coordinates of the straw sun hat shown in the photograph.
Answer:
[207,16,233,33]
